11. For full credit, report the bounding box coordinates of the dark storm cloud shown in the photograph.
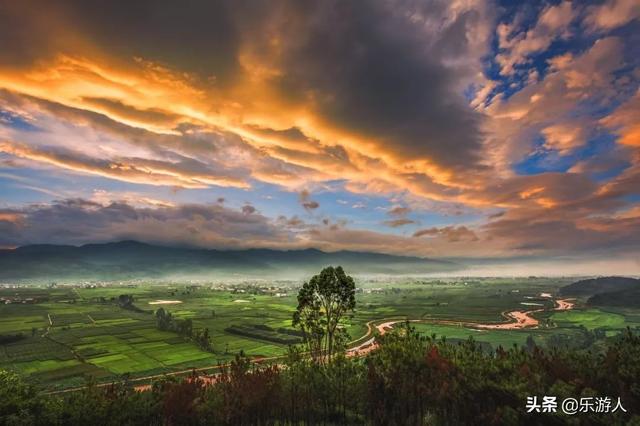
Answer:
[62,0,241,82]
[259,0,485,168]
[0,2,66,67]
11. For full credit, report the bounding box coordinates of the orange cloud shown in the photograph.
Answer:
[0,53,471,201]
[0,140,250,189]
[601,90,640,148]
[0,212,24,223]
[541,123,586,154]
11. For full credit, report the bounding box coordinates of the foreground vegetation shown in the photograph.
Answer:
[1,324,638,425]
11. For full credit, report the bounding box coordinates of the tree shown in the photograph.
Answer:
[293,266,356,362]
[525,334,536,353]
[155,308,173,331]
[195,328,213,352]
[176,318,193,338]
[117,294,134,308]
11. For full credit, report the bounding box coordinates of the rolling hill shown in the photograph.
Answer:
[588,286,640,308]
[559,276,640,297]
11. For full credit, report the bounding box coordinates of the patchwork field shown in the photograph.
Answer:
[1,276,639,390]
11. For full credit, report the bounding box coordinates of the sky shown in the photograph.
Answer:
[0,0,639,270]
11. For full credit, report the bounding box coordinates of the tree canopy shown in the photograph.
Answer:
[293,266,356,362]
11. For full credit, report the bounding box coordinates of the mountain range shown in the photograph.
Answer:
[0,240,459,281]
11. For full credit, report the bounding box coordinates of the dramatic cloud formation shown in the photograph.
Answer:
[0,0,638,268]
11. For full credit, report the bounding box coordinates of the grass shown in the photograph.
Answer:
[1,276,639,390]
[550,308,627,330]
[411,323,532,348]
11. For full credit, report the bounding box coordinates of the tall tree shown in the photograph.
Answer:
[293,266,356,362]
[155,307,173,331]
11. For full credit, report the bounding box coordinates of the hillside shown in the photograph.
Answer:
[588,286,640,308]
[0,241,459,281]
[559,276,640,297]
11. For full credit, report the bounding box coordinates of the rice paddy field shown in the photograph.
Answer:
[1,276,639,391]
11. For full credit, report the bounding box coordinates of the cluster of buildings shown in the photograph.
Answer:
[0,295,39,304]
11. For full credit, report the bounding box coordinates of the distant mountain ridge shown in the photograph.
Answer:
[0,240,459,281]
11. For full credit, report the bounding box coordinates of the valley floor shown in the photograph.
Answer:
[1,276,639,391]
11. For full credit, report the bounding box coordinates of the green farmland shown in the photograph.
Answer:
[1,276,639,391]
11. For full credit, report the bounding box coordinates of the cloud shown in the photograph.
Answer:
[241,204,256,215]
[482,36,628,172]
[541,122,586,154]
[298,189,319,211]
[0,0,494,203]
[483,208,640,255]
[601,89,640,147]
[0,1,639,262]
[257,0,487,170]
[584,0,640,31]
[303,201,319,211]
[0,140,250,189]
[1,195,639,260]
[277,215,305,229]
[387,206,411,217]
[0,211,24,224]
[90,189,175,208]
[383,204,415,227]
[413,226,479,242]
[0,198,288,249]
[383,218,416,228]
[0,197,447,256]
[496,1,575,76]
[80,96,181,127]
[569,150,630,175]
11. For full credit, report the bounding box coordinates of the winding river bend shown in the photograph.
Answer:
[347,298,575,355]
